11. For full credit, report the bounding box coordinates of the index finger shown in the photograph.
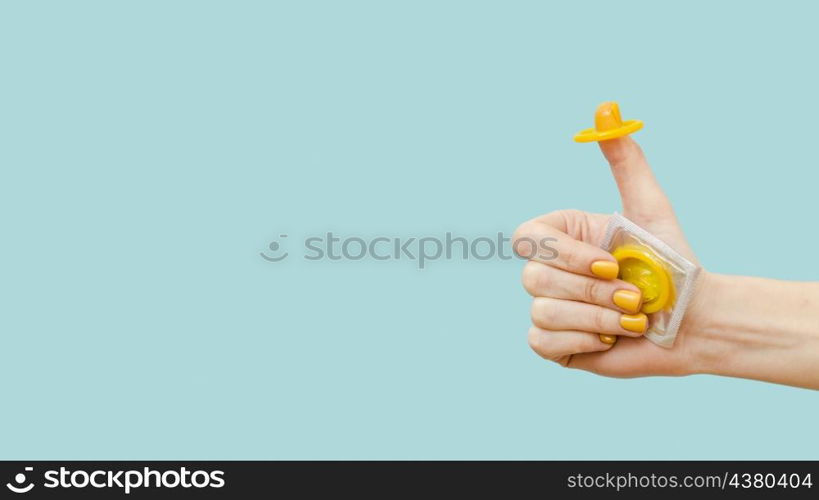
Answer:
[513,219,618,280]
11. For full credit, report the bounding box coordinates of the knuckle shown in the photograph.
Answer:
[561,244,582,271]
[527,326,542,353]
[512,222,537,258]
[521,261,547,295]
[512,220,538,245]
[560,208,584,222]
[512,221,532,242]
[583,278,603,303]
[531,298,555,327]
[527,326,558,361]
[591,306,608,332]
[560,209,589,238]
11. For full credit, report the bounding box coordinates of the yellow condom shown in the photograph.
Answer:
[612,245,674,314]
[574,101,643,143]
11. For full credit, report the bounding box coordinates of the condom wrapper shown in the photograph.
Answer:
[600,214,701,348]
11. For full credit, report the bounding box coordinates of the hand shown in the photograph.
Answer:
[513,136,709,377]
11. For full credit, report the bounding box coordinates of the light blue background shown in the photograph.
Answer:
[2,1,817,459]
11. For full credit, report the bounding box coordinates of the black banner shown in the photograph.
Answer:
[0,461,816,498]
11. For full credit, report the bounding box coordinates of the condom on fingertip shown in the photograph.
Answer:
[600,214,701,348]
[574,101,643,143]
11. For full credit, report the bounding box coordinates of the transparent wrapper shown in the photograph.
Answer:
[600,214,701,348]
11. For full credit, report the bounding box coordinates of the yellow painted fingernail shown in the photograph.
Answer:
[590,260,618,280]
[620,313,648,334]
[599,334,617,345]
[613,290,642,314]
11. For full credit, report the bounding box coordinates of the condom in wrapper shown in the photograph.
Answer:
[599,213,701,348]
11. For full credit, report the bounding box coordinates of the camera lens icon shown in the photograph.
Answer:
[6,467,34,494]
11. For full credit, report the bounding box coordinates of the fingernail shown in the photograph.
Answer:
[599,334,617,345]
[613,290,642,314]
[590,260,619,280]
[620,313,648,334]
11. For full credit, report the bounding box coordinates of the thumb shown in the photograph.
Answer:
[598,136,698,262]
[598,136,674,223]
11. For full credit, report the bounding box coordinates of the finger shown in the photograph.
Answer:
[513,215,618,280]
[528,326,612,361]
[521,261,643,313]
[569,337,676,376]
[598,136,674,222]
[531,297,648,337]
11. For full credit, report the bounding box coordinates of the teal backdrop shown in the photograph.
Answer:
[2,1,817,459]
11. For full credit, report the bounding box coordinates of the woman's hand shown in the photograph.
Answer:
[516,135,819,389]
[513,135,710,377]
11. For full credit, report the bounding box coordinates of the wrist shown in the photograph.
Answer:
[680,271,741,376]
[681,271,819,388]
